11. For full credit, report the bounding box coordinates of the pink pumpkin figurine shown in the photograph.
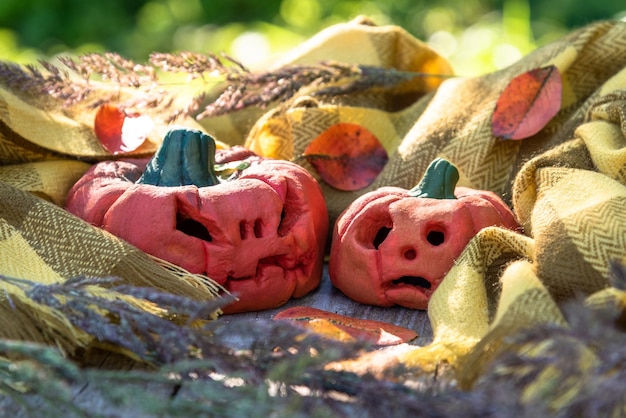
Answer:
[329,158,519,310]
[66,128,329,314]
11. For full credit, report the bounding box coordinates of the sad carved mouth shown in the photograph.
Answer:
[391,276,432,290]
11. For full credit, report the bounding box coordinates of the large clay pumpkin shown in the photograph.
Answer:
[329,158,519,310]
[66,128,329,313]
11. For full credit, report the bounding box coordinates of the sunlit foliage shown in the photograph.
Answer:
[0,0,625,75]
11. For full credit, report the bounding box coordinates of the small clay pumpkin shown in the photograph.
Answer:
[66,128,329,313]
[329,158,519,310]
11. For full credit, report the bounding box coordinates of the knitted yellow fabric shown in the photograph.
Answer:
[400,23,626,394]
[241,19,626,225]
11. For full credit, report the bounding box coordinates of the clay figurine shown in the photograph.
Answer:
[329,158,519,310]
[66,128,329,313]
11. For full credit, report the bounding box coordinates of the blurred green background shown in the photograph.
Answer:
[0,0,625,75]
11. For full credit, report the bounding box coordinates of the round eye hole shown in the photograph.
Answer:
[426,230,445,246]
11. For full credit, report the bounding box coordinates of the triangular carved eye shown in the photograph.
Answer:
[426,230,445,246]
[277,184,304,238]
[176,212,212,242]
[373,226,391,249]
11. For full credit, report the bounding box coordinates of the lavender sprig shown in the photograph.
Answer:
[0,52,452,121]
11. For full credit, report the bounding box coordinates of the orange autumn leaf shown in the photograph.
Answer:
[273,306,417,346]
[94,104,154,154]
[492,65,562,140]
[303,123,388,191]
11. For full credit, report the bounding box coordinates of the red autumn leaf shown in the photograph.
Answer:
[94,104,154,154]
[303,123,388,191]
[273,306,417,346]
[492,65,562,140]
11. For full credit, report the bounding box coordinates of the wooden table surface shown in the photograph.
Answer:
[223,265,433,346]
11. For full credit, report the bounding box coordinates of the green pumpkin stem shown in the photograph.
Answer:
[138,128,220,187]
[408,158,459,199]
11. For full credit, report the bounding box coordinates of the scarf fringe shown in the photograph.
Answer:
[0,293,92,355]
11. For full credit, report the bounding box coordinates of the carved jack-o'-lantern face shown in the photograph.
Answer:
[329,158,519,310]
[66,129,328,313]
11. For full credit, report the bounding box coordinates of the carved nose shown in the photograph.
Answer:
[375,223,448,279]
[238,218,265,240]
[402,247,417,260]
[227,217,297,278]
[378,229,422,272]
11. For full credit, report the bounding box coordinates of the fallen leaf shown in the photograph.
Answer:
[94,104,154,154]
[302,123,388,191]
[273,306,417,346]
[492,65,562,140]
